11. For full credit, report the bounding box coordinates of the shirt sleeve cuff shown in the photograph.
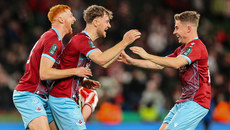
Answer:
[86,48,100,58]
[179,55,191,65]
[42,54,55,62]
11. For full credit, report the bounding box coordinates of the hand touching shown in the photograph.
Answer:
[74,67,92,78]
[117,51,133,65]
[130,46,149,59]
[122,30,141,46]
[82,79,101,90]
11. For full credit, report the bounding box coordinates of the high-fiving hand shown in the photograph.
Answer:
[117,51,132,65]
[130,46,149,59]
[122,30,141,46]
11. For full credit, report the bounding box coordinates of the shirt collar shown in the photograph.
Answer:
[81,30,91,39]
[52,27,61,41]
[193,37,199,40]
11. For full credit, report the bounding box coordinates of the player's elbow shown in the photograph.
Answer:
[40,71,49,80]
[100,62,109,68]
[95,59,108,68]
[158,66,165,70]
[40,74,47,80]
[102,64,109,68]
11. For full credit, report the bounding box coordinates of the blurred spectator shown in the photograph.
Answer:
[122,69,146,110]
[213,101,230,123]
[96,102,122,124]
[139,72,165,121]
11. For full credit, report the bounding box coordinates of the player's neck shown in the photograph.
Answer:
[84,25,99,41]
[185,32,198,45]
[51,24,66,40]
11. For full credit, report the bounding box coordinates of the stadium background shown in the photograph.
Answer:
[0,0,230,129]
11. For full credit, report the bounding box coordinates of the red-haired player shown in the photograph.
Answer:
[13,5,91,130]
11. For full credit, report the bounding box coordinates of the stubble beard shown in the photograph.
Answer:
[97,29,106,38]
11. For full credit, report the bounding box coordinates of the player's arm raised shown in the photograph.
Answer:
[39,57,92,80]
[89,30,141,68]
[118,51,164,70]
[130,46,188,69]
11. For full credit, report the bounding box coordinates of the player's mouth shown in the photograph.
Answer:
[104,28,109,35]
[104,28,108,33]
[176,35,180,40]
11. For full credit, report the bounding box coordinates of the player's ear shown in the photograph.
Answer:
[187,25,192,33]
[57,16,64,24]
[92,18,98,27]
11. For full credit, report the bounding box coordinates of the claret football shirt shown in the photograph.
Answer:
[50,31,99,99]
[16,27,63,96]
[168,37,211,109]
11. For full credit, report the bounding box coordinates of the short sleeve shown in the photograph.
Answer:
[179,43,201,65]
[73,36,99,58]
[42,38,62,62]
[167,47,180,57]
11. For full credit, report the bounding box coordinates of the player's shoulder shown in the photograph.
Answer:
[192,39,205,46]
[73,32,90,40]
[71,32,92,43]
[41,29,60,42]
[189,39,208,55]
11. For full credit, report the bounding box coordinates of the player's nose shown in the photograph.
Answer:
[108,23,111,28]
[173,29,176,35]
[73,17,76,22]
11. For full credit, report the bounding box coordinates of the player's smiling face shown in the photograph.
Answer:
[96,13,111,38]
[173,20,188,44]
[63,9,76,34]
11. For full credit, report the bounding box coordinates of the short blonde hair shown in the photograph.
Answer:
[83,5,113,24]
[48,5,71,23]
[174,11,200,27]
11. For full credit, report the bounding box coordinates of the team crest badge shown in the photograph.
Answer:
[49,44,58,55]
[88,41,96,48]
[183,47,192,56]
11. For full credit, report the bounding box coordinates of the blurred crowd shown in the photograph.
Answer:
[0,0,230,124]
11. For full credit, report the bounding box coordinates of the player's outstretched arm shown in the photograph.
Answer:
[89,30,141,68]
[130,46,188,69]
[118,51,164,70]
[39,57,92,80]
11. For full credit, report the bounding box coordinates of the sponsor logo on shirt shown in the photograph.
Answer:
[88,41,96,48]
[49,44,58,55]
[183,47,192,56]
